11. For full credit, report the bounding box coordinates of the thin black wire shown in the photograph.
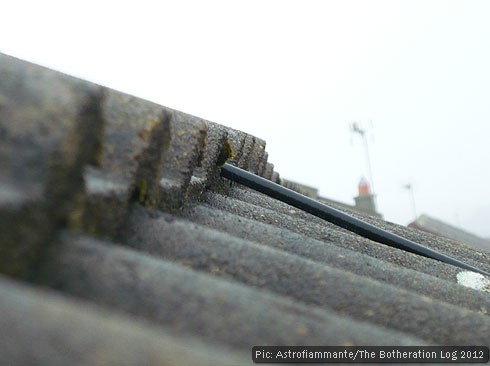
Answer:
[221,163,490,277]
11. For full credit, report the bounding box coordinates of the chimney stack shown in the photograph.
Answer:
[354,177,378,216]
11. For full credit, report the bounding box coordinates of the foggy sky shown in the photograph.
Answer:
[2,0,490,237]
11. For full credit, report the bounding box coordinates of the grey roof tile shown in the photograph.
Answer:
[123,205,490,345]
[248,137,267,175]
[0,53,103,278]
[263,162,274,180]
[181,203,490,315]
[1,52,490,364]
[203,189,466,282]
[0,274,248,366]
[237,133,255,170]
[35,231,425,347]
[271,170,282,184]
[158,110,207,211]
[229,186,490,273]
[225,128,247,165]
[81,89,172,237]
[257,150,268,176]
[193,121,228,183]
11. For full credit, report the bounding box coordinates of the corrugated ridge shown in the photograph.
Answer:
[181,203,490,314]
[202,190,465,281]
[1,52,490,366]
[122,206,490,345]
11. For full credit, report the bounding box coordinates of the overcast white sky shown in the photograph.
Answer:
[2,0,490,237]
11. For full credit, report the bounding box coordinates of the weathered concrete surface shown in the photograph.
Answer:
[225,128,247,166]
[0,53,103,277]
[227,185,490,276]
[124,206,490,346]
[257,151,268,176]
[271,170,281,184]
[248,137,266,174]
[187,121,230,199]
[263,162,274,180]
[193,121,228,182]
[81,167,130,238]
[0,274,249,366]
[237,134,255,169]
[158,110,206,210]
[99,89,171,205]
[361,212,490,273]
[81,89,171,238]
[34,231,427,348]
[182,203,490,315]
[4,52,490,363]
[203,190,467,282]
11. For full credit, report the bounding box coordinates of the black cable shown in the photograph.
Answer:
[221,163,490,277]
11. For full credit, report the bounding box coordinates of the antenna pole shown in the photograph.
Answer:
[404,184,417,220]
[351,122,375,194]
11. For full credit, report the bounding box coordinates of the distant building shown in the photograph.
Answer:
[281,179,319,199]
[283,177,382,218]
[409,214,490,251]
[353,177,380,217]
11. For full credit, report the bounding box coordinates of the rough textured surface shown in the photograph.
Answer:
[35,231,426,348]
[187,121,230,198]
[158,110,206,211]
[99,89,171,204]
[203,190,467,281]
[225,128,247,165]
[257,150,268,176]
[248,137,266,174]
[193,121,228,182]
[0,274,248,366]
[263,162,274,180]
[0,53,103,277]
[181,203,490,314]
[1,53,489,365]
[81,89,171,238]
[124,207,490,345]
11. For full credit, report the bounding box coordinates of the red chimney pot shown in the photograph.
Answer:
[358,177,371,196]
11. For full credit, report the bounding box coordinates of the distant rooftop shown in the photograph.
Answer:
[409,214,490,252]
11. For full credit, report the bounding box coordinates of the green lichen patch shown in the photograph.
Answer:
[131,179,148,204]
[216,140,235,167]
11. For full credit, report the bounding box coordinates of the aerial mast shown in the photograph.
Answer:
[351,121,375,194]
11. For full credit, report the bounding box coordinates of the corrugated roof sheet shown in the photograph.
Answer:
[1,52,489,365]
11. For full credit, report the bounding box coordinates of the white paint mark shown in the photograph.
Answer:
[0,183,29,205]
[86,175,127,194]
[456,271,490,293]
